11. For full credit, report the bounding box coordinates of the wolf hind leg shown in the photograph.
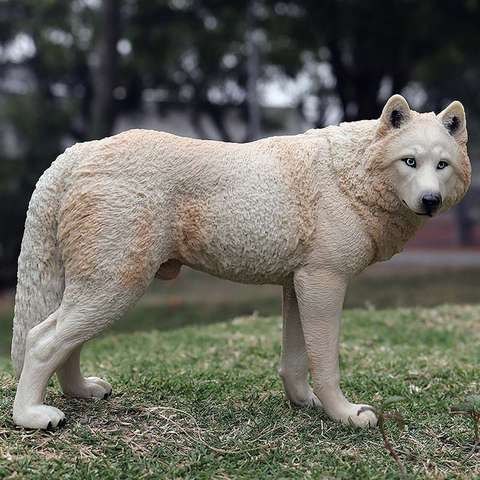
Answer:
[57,345,112,399]
[13,308,73,430]
[12,281,144,430]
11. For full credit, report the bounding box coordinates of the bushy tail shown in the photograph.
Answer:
[11,154,68,377]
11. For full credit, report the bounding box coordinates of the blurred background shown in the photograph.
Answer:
[0,0,479,356]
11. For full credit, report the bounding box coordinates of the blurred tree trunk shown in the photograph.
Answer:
[204,102,233,142]
[246,0,260,142]
[91,0,120,139]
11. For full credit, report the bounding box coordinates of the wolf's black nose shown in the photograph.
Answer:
[422,194,442,207]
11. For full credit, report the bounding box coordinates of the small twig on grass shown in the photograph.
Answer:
[450,394,480,465]
[358,396,408,479]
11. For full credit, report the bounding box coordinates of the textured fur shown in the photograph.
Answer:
[11,95,471,429]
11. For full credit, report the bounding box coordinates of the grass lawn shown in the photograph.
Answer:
[0,304,479,479]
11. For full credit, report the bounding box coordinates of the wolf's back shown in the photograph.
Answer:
[11,152,71,377]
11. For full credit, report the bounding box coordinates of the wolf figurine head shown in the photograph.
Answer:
[374,95,471,217]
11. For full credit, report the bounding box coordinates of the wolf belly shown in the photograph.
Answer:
[173,180,306,285]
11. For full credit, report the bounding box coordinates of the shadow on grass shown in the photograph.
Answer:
[346,268,480,309]
[114,297,281,335]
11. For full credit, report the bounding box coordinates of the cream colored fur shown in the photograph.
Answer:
[11,95,471,430]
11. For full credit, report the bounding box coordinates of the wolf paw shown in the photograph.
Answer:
[287,387,323,409]
[13,404,66,430]
[281,371,324,409]
[63,377,112,399]
[329,403,378,428]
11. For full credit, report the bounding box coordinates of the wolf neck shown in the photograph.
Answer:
[328,120,424,264]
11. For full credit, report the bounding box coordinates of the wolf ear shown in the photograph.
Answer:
[380,94,412,130]
[438,101,466,142]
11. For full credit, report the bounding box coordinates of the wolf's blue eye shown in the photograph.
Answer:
[402,157,416,168]
[437,161,449,170]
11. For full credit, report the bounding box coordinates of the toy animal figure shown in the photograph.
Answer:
[11,95,470,430]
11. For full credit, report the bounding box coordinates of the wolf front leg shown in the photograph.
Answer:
[280,286,322,408]
[293,268,377,427]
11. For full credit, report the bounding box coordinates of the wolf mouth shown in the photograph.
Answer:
[402,200,433,217]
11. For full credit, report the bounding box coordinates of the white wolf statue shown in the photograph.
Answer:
[11,95,471,430]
